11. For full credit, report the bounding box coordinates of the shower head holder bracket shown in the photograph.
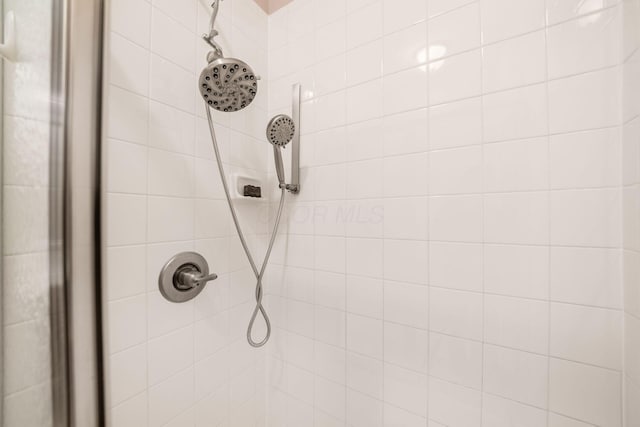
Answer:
[288,83,301,194]
[202,0,225,60]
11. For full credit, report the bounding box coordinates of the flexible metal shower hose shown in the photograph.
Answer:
[205,103,285,347]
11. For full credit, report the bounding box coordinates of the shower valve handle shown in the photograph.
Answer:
[174,266,218,290]
[159,252,216,303]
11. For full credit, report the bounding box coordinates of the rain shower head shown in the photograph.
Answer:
[199,0,259,113]
[199,57,258,112]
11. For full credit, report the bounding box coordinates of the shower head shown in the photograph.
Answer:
[266,114,295,187]
[266,114,295,147]
[199,57,258,112]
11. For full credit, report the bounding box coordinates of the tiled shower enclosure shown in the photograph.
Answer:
[103,0,640,426]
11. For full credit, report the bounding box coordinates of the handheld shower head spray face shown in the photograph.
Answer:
[199,57,258,112]
[266,114,295,187]
[266,114,295,147]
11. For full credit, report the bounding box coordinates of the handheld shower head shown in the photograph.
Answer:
[266,114,295,187]
[266,114,295,147]
[199,57,258,112]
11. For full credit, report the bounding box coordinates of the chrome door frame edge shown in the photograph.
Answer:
[0,0,4,420]
[50,0,105,425]
[49,0,69,423]
[0,1,5,426]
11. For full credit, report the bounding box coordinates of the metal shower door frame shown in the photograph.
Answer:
[50,0,105,425]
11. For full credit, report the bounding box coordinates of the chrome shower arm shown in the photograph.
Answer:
[205,0,221,40]
[202,0,224,59]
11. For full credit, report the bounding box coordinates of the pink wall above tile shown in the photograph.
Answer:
[253,0,294,14]
[253,0,269,12]
[268,0,294,13]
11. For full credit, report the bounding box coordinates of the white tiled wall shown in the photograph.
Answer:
[2,1,54,425]
[104,0,639,426]
[103,0,270,425]
[265,0,628,426]
[623,1,640,426]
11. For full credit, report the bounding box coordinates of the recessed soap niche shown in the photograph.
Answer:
[232,174,264,200]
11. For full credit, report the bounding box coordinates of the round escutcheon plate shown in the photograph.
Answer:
[158,251,210,303]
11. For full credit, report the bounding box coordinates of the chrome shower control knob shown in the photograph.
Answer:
[159,252,217,303]
[174,265,218,290]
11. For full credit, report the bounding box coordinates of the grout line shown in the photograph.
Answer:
[108,135,270,170]
[275,324,625,377]
[269,276,626,315]
[265,232,625,252]
[619,13,629,425]
[622,44,640,64]
[2,112,51,123]
[286,104,621,146]
[379,15,389,423]
[270,44,621,110]
[269,185,626,201]
[543,6,554,424]
[105,182,626,201]
[478,0,487,418]
[2,380,53,401]
[144,10,153,421]
[426,0,477,21]
[108,78,269,128]
[424,10,432,420]
[269,344,601,427]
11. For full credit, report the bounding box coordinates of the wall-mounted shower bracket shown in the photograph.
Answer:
[287,83,301,194]
[159,252,217,303]
[202,0,224,60]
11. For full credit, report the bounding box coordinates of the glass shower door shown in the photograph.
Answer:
[0,0,105,425]
[0,0,54,425]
